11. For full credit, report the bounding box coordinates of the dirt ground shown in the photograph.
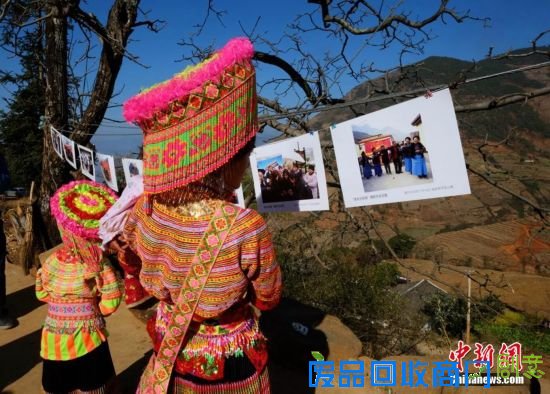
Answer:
[0,262,152,394]
[2,259,548,394]
[0,262,311,394]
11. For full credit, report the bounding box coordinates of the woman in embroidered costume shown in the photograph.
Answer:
[112,37,282,393]
[36,180,123,393]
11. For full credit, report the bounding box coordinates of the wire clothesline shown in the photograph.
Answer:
[52,59,550,137]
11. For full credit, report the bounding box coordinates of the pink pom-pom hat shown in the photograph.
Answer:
[50,180,118,267]
[122,37,258,198]
[50,180,118,239]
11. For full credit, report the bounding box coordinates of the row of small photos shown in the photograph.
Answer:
[50,126,141,193]
[51,89,471,212]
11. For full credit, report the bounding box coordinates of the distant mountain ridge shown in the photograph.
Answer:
[296,46,550,277]
[310,46,550,141]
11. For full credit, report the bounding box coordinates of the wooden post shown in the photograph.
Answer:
[465,272,472,344]
[29,181,35,203]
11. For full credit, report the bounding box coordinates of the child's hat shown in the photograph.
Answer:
[122,37,258,197]
[50,180,118,240]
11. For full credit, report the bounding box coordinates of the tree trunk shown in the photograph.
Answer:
[37,0,140,244]
[40,1,70,244]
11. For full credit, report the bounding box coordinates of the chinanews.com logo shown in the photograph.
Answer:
[309,341,544,389]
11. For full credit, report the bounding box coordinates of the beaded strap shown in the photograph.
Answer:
[148,202,240,393]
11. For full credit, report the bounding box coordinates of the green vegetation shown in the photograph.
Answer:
[475,311,550,354]
[423,293,504,338]
[278,240,420,357]
[0,28,44,188]
[387,233,417,258]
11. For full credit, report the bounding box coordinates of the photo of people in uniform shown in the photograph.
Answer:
[331,89,470,208]
[354,113,432,193]
[250,132,329,212]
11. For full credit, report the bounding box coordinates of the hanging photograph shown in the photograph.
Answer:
[60,133,77,169]
[96,153,118,192]
[232,185,245,209]
[250,131,329,212]
[77,145,95,181]
[50,126,64,159]
[122,158,143,185]
[330,88,470,208]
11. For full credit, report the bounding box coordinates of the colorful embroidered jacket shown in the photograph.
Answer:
[124,199,283,379]
[35,247,123,360]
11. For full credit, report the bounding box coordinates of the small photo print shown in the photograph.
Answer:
[50,127,63,159]
[96,153,118,192]
[122,158,143,185]
[60,134,77,169]
[230,185,246,209]
[77,145,95,181]
[250,131,329,212]
[330,88,470,208]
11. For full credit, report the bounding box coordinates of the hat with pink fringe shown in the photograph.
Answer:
[50,180,118,266]
[123,37,258,198]
[50,180,118,239]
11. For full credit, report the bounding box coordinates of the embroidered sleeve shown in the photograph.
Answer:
[35,268,50,302]
[96,260,123,316]
[240,213,282,311]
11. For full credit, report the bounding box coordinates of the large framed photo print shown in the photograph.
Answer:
[330,89,470,208]
[250,131,329,213]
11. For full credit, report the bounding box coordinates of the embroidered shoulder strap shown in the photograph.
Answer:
[151,202,240,393]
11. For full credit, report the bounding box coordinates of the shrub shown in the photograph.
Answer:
[423,293,505,338]
[388,233,416,258]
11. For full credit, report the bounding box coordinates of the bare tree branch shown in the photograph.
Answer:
[254,50,344,106]
[309,0,489,35]
[454,86,550,112]
[467,166,549,218]
[0,0,12,22]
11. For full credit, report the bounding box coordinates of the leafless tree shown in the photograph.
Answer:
[0,0,163,239]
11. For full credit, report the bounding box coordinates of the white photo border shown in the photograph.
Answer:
[96,153,118,192]
[77,144,95,181]
[60,134,77,169]
[249,131,329,213]
[330,88,470,208]
[122,158,143,186]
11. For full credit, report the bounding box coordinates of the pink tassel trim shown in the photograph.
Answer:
[123,37,254,124]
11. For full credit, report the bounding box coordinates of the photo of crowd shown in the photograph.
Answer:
[250,132,329,212]
[256,154,319,204]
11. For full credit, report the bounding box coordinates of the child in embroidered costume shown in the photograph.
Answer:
[113,37,283,393]
[36,180,123,394]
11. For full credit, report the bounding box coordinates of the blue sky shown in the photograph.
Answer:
[1,1,549,156]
